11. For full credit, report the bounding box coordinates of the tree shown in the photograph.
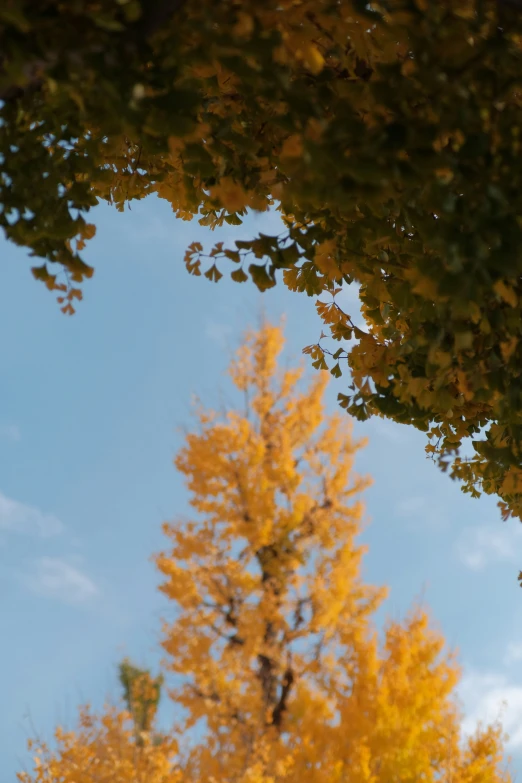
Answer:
[16,661,176,783]
[4,1,522,521]
[119,658,165,745]
[16,707,180,783]
[18,324,512,782]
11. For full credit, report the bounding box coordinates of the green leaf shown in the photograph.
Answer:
[338,393,352,410]
[312,355,328,370]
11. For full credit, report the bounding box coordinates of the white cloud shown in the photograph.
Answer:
[368,416,408,444]
[504,642,522,666]
[459,670,522,749]
[0,423,20,442]
[0,491,63,537]
[394,494,447,530]
[24,557,98,605]
[455,524,522,571]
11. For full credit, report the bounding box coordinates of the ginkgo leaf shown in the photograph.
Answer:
[4,0,522,520]
[231,267,248,283]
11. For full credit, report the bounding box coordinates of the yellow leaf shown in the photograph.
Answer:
[301,43,325,74]
[501,336,518,362]
[233,11,254,36]
[280,135,303,159]
[494,279,518,308]
[209,177,249,212]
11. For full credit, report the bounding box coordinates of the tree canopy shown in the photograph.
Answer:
[118,658,164,744]
[4,1,522,519]
[18,325,511,782]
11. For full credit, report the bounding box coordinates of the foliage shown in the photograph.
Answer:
[16,707,180,783]
[4,0,522,518]
[19,325,512,782]
[119,658,164,743]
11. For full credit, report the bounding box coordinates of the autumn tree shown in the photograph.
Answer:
[119,658,165,745]
[19,324,512,782]
[16,664,179,783]
[4,0,522,519]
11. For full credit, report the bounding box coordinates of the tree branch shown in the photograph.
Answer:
[272,668,294,728]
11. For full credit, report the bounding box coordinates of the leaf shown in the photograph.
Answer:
[82,223,96,241]
[224,214,243,226]
[301,43,325,75]
[455,331,473,351]
[231,268,248,283]
[210,242,224,257]
[249,264,276,292]
[337,392,352,410]
[204,264,223,283]
[91,14,125,31]
[224,249,241,263]
[312,355,328,370]
[186,259,201,276]
[31,265,49,282]
[494,280,518,308]
[280,135,304,159]
[276,243,300,268]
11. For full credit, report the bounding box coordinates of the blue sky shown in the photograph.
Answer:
[3,197,522,779]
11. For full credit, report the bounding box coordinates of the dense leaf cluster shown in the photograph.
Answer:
[3,1,522,518]
[119,658,164,743]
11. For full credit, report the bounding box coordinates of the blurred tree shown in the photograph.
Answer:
[119,658,164,745]
[18,325,512,782]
